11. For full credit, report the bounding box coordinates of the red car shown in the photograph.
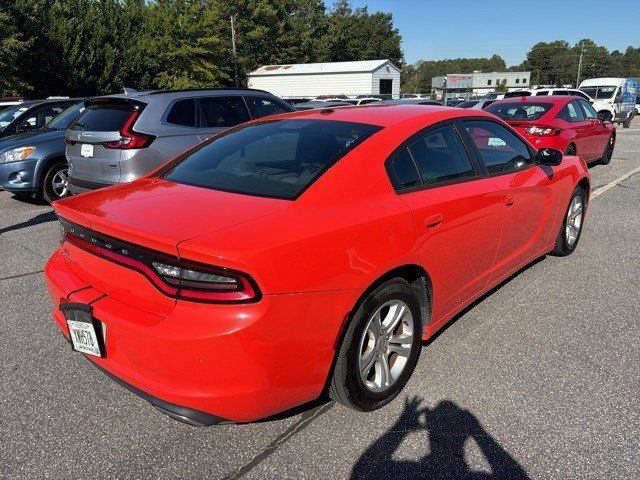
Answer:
[485,96,616,164]
[46,105,590,425]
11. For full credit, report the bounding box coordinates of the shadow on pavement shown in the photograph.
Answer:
[0,211,57,235]
[351,397,530,480]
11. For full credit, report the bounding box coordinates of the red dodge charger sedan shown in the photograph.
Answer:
[46,105,590,425]
[485,96,616,165]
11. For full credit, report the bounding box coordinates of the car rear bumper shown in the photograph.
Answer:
[45,248,354,423]
[0,158,38,192]
[68,176,112,194]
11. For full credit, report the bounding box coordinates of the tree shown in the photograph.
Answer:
[0,10,31,95]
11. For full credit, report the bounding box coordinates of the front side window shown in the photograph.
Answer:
[197,96,250,128]
[485,102,552,121]
[407,125,475,185]
[463,120,534,175]
[166,99,196,127]
[162,119,381,199]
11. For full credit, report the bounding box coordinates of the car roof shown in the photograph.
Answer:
[93,88,274,104]
[489,95,579,106]
[267,104,491,128]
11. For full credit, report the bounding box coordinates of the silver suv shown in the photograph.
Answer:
[66,88,294,194]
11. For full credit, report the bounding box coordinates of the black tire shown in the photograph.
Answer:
[42,160,69,204]
[552,185,586,256]
[565,143,576,156]
[329,278,423,411]
[600,135,615,165]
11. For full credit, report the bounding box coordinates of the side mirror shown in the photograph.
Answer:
[15,121,33,134]
[537,148,563,166]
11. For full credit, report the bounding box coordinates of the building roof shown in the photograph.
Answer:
[248,60,399,77]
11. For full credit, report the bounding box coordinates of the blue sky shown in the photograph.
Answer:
[350,0,640,66]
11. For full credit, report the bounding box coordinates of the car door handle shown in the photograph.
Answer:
[424,213,443,228]
[503,195,516,206]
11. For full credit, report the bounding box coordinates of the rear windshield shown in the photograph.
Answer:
[46,102,85,130]
[69,102,134,131]
[456,101,478,108]
[485,102,553,121]
[162,119,382,199]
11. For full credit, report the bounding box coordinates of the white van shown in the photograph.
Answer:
[503,88,592,101]
[579,78,638,127]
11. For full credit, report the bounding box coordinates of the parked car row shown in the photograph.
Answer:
[0,88,294,203]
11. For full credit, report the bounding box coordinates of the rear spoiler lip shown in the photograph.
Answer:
[82,96,148,109]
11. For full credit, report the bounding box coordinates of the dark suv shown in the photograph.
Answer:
[66,88,294,194]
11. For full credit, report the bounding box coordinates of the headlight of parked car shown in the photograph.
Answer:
[0,146,36,163]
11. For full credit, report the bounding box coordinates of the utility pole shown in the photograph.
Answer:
[230,14,239,87]
[576,41,585,88]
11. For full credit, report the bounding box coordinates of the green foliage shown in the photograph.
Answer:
[0,9,31,95]
[403,39,640,94]
[2,0,403,97]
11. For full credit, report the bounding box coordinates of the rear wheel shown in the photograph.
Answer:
[329,278,423,411]
[552,185,586,256]
[42,161,69,204]
[600,135,615,165]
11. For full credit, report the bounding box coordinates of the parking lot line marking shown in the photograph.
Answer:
[0,269,44,281]
[591,165,640,199]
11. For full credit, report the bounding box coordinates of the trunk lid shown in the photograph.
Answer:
[54,178,290,316]
[54,178,290,255]
[66,100,139,185]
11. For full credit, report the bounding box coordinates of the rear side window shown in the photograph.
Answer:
[166,99,196,127]
[70,103,134,131]
[485,102,552,121]
[558,101,585,122]
[245,96,291,118]
[408,125,475,185]
[534,91,549,96]
[462,120,534,175]
[579,100,598,119]
[391,149,421,190]
[162,119,381,199]
[197,97,250,128]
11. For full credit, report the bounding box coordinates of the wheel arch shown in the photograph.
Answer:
[35,154,67,188]
[577,176,590,206]
[333,264,433,351]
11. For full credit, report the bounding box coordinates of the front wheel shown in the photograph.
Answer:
[552,185,586,256]
[42,161,70,204]
[329,278,423,411]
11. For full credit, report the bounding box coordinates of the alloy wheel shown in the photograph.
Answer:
[51,168,69,198]
[358,299,414,393]
[565,195,583,246]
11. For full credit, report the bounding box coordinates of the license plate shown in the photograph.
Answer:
[80,144,94,158]
[61,303,104,357]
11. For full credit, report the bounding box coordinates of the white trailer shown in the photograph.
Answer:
[247,60,401,100]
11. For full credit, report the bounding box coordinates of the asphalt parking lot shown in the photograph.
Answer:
[1,119,639,480]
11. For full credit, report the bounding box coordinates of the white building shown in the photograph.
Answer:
[247,60,401,99]
[431,71,531,98]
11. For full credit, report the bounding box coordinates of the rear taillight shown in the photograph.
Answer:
[61,220,259,303]
[525,125,562,136]
[102,110,155,150]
